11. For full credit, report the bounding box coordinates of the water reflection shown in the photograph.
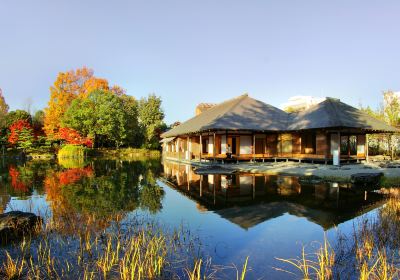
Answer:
[0,159,164,233]
[162,161,386,230]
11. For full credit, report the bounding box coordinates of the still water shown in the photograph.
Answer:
[0,158,387,279]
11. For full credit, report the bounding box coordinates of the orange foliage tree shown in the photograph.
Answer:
[43,67,110,139]
[57,127,93,147]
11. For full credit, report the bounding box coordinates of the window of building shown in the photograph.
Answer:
[301,132,316,154]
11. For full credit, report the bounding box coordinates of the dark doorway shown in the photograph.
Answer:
[232,138,237,155]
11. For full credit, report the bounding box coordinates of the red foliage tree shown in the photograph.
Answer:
[8,120,34,145]
[57,127,93,147]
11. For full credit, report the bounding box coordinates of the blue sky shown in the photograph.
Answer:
[0,0,399,124]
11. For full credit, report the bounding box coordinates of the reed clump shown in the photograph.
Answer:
[276,196,400,279]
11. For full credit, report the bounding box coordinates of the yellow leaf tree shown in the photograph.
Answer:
[44,67,110,139]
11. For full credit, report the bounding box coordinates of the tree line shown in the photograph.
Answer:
[0,67,166,152]
[360,90,400,156]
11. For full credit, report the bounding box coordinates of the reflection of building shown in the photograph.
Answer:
[161,95,398,165]
[162,161,386,230]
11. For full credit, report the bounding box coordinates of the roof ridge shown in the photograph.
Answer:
[199,94,249,124]
[325,98,343,127]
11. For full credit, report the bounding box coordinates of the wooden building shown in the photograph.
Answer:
[161,94,398,165]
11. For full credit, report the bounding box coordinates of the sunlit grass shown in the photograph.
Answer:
[0,213,249,280]
[276,196,400,280]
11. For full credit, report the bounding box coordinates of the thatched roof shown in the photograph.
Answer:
[162,95,398,138]
[162,94,289,137]
[288,97,398,132]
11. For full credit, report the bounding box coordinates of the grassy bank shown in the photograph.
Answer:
[93,148,161,159]
[1,147,161,161]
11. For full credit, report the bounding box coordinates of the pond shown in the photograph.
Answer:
[0,158,388,279]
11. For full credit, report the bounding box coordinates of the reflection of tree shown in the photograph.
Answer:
[61,175,140,216]
[9,166,29,192]
[58,167,93,186]
[139,169,165,214]
[43,159,164,231]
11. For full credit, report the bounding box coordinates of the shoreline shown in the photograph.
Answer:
[163,157,400,185]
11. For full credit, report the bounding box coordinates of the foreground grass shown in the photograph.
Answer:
[275,196,400,279]
[0,213,248,280]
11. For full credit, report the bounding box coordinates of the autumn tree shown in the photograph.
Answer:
[62,90,127,148]
[138,94,165,149]
[57,127,93,147]
[8,120,35,152]
[43,67,110,139]
[383,91,400,127]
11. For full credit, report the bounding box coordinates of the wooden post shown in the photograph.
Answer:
[187,136,190,161]
[177,138,180,161]
[338,132,341,166]
[347,136,350,158]
[253,134,256,163]
[213,132,216,162]
[199,134,202,162]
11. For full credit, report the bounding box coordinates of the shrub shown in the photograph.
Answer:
[58,144,86,159]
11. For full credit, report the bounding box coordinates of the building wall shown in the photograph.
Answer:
[357,134,366,157]
[240,135,252,154]
[292,133,301,154]
[208,136,214,155]
[278,133,293,154]
[316,132,328,156]
[266,135,278,156]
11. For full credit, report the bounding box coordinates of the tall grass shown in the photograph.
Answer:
[0,213,249,280]
[276,197,400,279]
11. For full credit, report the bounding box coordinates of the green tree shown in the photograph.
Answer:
[63,90,127,148]
[5,110,32,127]
[17,128,35,152]
[33,110,45,128]
[120,94,142,147]
[138,94,165,149]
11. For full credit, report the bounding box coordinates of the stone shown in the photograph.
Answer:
[350,173,384,188]
[0,211,42,244]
